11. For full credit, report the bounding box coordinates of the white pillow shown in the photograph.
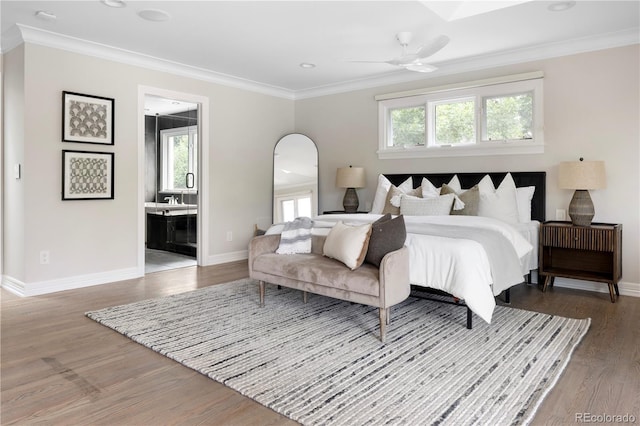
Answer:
[516,186,535,223]
[477,173,519,224]
[400,193,455,216]
[323,221,372,270]
[371,175,412,214]
[420,175,462,198]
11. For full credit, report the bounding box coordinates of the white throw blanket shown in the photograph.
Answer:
[276,217,314,254]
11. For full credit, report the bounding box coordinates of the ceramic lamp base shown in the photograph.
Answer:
[342,188,359,213]
[568,189,595,226]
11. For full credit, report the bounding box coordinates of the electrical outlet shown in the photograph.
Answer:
[226,231,233,242]
[555,209,566,221]
[40,250,50,265]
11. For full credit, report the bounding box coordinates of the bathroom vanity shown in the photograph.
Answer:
[146,210,197,257]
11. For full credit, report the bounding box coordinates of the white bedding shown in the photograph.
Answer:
[268,214,533,324]
[512,220,540,274]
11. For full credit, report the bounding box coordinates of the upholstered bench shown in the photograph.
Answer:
[248,233,410,342]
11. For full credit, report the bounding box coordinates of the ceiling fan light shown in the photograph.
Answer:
[101,0,126,8]
[405,63,437,73]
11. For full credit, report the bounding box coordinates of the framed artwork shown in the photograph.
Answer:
[62,150,114,200]
[62,91,114,145]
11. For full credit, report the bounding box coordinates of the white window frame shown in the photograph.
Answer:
[377,74,544,159]
[160,126,198,192]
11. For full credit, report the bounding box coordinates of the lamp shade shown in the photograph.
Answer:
[336,166,366,188]
[558,160,606,190]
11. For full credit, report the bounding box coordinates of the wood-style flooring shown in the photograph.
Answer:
[1,262,639,425]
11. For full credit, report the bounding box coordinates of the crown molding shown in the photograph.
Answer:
[8,24,296,100]
[3,24,637,101]
[292,27,639,100]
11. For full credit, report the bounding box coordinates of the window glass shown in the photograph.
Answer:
[432,98,475,145]
[297,197,311,218]
[390,106,425,147]
[484,93,533,141]
[282,200,295,222]
[161,126,197,191]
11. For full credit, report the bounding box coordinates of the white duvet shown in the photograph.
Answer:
[267,214,533,324]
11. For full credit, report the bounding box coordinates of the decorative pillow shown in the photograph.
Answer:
[477,173,519,224]
[441,184,480,216]
[400,193,455,216]
[371,175,412,214]
[421,175,462,198]
[365,214,406,267]
[516,186,535,223]
[387,185,422,209]
[323,221,372,270]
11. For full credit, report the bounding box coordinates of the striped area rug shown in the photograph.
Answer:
[86,279,590,425]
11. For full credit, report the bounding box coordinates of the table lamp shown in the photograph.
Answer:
[558,158,606,226]
[336,166,366,213]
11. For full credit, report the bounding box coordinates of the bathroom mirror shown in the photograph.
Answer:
[273,134,318,223]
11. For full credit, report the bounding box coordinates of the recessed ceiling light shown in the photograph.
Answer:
[35,10,57,21]
[138,9,172,22]
[548,1,576,12]
[299,62,316,69]
[101,0,126,8]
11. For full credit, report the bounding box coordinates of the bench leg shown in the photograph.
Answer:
[303,291,308,304]
[379,308,388,343]
[259,281,265,307]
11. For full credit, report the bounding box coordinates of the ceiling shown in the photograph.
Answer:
[1,1,639,99]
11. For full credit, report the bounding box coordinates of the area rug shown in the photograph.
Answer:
[86,279,590,426]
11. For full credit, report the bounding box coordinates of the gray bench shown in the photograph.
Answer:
[249,234,410,342]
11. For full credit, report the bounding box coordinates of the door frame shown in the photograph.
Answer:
[137,86,210,273]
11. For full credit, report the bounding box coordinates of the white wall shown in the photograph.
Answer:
[2,43,294,294]
[295,45,640,288]
[2,46,25,282]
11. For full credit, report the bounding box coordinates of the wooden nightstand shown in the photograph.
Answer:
[322,210,369,214]
[539,221,622,302]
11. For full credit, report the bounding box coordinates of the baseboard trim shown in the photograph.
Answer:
[552,278,640,298]
[205,250,248,266]
[1,267,141,297]
[5,256,635,299]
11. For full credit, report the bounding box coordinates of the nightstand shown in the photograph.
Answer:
[539,221,622,302]
[322,210,369,214]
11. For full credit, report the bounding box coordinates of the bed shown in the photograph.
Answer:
[265,171,545,327]
[311,171,546,327]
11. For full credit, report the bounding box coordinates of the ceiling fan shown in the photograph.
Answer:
[355,32,450,73]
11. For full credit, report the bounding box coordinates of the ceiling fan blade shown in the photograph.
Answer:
[415,35,450,59]
[388,55,420,66]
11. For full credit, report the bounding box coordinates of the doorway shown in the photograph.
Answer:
[138,87,210,275]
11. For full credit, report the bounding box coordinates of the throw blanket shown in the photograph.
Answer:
[276,217,313,254]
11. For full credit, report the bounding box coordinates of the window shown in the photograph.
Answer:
[483,92,533,141]
[377,74,544,158]
[277,193,312,223]
[161,126,197,191]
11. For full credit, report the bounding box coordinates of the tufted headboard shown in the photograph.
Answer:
[383,172,546,222]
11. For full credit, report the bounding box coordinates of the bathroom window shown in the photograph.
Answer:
[161,126,198,191]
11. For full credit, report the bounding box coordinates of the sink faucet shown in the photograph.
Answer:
[164,196,176,205]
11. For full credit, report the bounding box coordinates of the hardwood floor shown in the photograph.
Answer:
[1,263,638,425]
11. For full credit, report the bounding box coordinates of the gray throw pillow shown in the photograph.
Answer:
[441,184,480,216]
[365,214,407,267]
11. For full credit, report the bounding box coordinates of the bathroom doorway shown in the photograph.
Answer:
[144,95,199,273]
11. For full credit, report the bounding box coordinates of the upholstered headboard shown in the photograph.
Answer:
[383,172,546,222]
